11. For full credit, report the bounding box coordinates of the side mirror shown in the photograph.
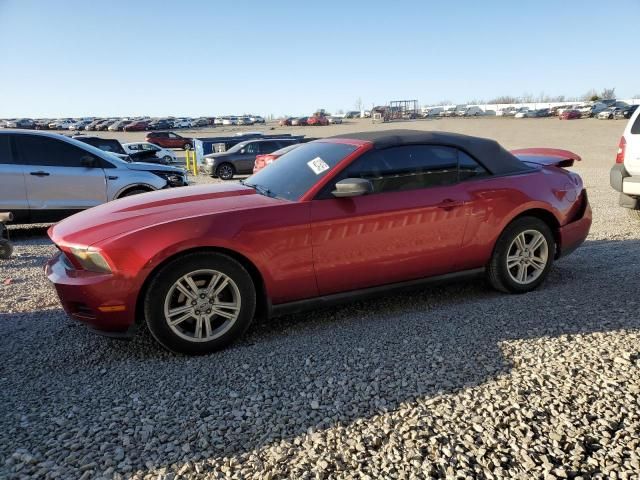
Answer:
[331,178,373,198]
[80,156,99,168]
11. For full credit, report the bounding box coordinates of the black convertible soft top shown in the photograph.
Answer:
[329,129,532,175]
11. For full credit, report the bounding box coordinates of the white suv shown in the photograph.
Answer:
[610,107,640,219]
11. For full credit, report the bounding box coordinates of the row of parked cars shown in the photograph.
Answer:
[418,100,638,120]
[0,115,267,132]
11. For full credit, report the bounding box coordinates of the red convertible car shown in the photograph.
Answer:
[46,130,591,354]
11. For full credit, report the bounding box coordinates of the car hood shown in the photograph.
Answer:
[123,162,183,172]
[49,183,285,247]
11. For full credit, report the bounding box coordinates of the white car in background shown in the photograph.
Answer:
[610,107,640,219]
[222,117,238,126]
[174,119,193,128]
[496,107,516,116]
[123,142,178,164]
[462,106,484,116]
[327,116,343,124]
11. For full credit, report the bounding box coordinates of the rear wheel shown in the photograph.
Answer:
[487,217,555,293]
[144,253,256,355]
[216,163,235,180]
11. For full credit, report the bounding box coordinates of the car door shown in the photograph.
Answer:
[234,141,261,173]
[167,132,183,148]
[14,134,108,221]
[0,134,30,222]
[310,145,471,295]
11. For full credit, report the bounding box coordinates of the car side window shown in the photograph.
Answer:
[342,145,459,194]
[168,133,178,138]
[458,150,489,181]
[243,142,259,154]
[0,135,13,164]
[259,141,279,153]
[15,135,95,168]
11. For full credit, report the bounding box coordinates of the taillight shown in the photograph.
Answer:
[616,136,626,164]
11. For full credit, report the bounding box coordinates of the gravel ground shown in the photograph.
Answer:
[1,119,639,479]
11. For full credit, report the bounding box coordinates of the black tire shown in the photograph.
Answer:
[162,155,172,163]
[487,216,555,294]
[628,209,640,221]
[144,252,256,355]
[183,143,192,151]
[120,188,151,198]
[216,163,235,180]
[0,239,13,259]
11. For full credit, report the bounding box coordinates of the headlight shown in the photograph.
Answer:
[152,171,186,186]
[68,246,112,273]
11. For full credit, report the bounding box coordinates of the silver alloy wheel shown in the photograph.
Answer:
[163,269,241,343]
[506,229,549,285]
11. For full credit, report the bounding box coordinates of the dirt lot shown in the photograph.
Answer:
[2,118,639,479]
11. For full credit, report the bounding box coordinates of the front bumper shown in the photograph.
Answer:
[557,198,592,259]
[45,252,137,335]
[201,163,215,176]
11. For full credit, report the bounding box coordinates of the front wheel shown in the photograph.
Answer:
[162,155,172,163]
[216,163,235,180]
[184,143,192,151]
[487,217,555,293]
[144,253,256,355]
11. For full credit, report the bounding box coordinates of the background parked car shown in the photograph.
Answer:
[610,107,640,220]
[307,115,329,126]
[598,107,622,120]
[6,118,35,129]
[327,116,343,124]
[560,110,581,120]
[123,120,150,132]
[203,138,301,179]
[616,105,638,120]
[0,130,187,223]
[123,142,177,164]
[146,131,193,150]
[291,117,308,126]
[279,118,292,126]
[108,120,131,131]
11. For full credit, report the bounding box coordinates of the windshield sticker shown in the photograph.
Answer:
[307,157,330,175]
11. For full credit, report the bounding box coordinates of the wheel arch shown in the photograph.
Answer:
[115,183,156,199]
[505,208,561,256]
[135,246,269,327]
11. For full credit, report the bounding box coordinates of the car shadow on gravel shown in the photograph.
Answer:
[1,239,639,476]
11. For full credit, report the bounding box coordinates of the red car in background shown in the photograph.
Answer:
[146,131,193,150]
[253,143,302,173]
[124,120,150,132]
[279,118,292,126]
[46,130,591,355]
[560,110,581,120]
[307,115,329,126]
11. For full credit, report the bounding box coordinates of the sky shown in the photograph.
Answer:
[1,0,638,118]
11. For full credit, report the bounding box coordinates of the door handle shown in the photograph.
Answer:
[29,171,50,177]
[436,199,463,210]
[107,176,119,180]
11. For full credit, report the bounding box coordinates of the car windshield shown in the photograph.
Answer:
[244,142,358,201]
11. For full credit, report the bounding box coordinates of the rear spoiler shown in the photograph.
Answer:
[511,148,582,168]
